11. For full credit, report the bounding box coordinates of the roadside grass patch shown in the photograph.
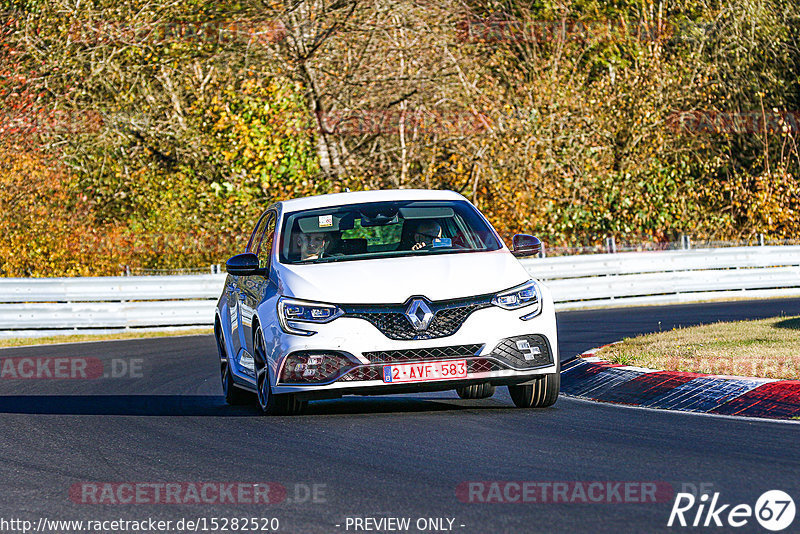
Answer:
[595,316,800,380]
[0,328,213,348]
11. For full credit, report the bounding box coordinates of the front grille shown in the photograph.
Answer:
[343,295,493,340]
[338,357,504,382]
[468,358,499,373]
[362,344,484,364]
[339,366,383,382]
[492,335,553,369]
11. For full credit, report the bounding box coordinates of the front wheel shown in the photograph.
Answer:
[222,361,253,405]
[254,328,307,416]
[216,329,251,405]
[508,372,560,408]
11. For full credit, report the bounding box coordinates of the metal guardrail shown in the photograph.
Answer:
[0,275,225,303]
[0,275,225,338]
[522,245,800,309]
[1,245,799,337]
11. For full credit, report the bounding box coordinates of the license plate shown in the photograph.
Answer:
[382,359,468,383]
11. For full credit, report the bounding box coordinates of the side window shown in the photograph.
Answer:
[246,211,269,254]
[255,213,276,269]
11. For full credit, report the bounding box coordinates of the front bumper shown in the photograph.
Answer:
[261,303,559,398]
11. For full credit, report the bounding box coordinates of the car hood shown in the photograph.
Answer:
[276,250,531,304]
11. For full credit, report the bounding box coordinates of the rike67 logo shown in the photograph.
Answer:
[668,490,796,531]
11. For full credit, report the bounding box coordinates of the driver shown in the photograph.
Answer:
[295,231,331,260]
[412,221,443,251]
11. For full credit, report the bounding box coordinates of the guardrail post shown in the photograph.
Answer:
[538,243,546,259]
[681,235,691,250]
[758,233,765,246]
[605,236,616,254]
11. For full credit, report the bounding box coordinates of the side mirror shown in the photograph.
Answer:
[512,234,542,257]
[226,253,260,276]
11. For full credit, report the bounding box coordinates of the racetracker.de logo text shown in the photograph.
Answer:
[456,481,674,503]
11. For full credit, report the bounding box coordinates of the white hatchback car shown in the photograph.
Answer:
[215,189,559,414]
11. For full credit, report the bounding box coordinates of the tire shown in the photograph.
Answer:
[508,372,560,408]
[254,328,307,416]
[216,328,251,405]
[456,382,496,399]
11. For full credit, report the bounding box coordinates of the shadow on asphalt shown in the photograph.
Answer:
[303,396,515,415]
[0,395,244,416]
[0,395,520,416]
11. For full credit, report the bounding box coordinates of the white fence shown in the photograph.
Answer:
[2,245,800,337]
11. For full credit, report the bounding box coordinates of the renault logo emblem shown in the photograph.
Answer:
[405,299,434,331]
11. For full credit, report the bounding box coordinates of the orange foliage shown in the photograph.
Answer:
[0,143,129,276]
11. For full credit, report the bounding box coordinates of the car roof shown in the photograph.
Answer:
[276,189,468,213]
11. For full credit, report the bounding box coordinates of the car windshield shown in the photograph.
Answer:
[279,200,502,264]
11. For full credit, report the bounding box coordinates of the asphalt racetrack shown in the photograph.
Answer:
[1,298,799,534]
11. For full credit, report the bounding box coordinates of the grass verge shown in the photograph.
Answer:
[0,328,213,349]
[595,316,800,380]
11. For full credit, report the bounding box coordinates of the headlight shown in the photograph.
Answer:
[492,280,541,319]
[277,297,343,336]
